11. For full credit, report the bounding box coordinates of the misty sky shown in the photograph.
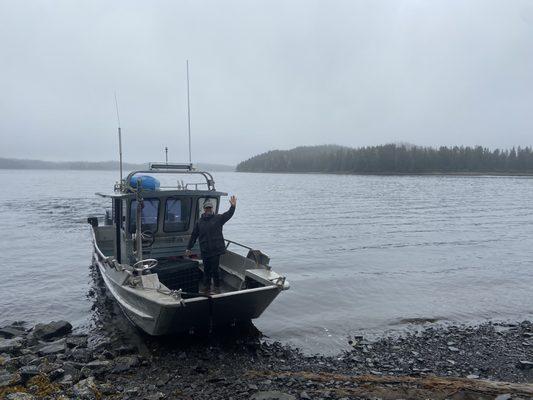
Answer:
[1,0,532,165]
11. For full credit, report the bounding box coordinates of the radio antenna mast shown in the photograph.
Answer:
[114,92,124,185]
[186,60,192,165]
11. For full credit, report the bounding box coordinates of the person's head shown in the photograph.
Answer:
[203,200,214,215]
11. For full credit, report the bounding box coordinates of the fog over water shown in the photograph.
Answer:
[1,170,532,354]
[1,1,533,165]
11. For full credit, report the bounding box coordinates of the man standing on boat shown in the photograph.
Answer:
[185,195,237,294]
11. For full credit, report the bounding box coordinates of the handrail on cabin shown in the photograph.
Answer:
[119,163,216,192]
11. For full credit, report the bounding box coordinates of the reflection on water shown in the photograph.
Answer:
[1,170,532,354]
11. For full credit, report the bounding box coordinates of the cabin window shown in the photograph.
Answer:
[198,197,218,217]
[129,198,160,233]
[164,198,192,232]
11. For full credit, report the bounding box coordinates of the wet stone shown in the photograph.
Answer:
[495,394,512,400]
[0,371,21,387]
[0,337,24,354]
[70,348,93,363]
[0,326,27,339]
[98,382,117,395]
[37,338,66,356]
[251,391,296,400]
[66,335,88,349]
[73,376,98,400]
[18,365,40,382]
[144,393,166,400]
[48,368,64,381]
[6,393,36,400]
[31,321,72,341]
[300,391,311,399]
[112,355,139,373]
[86,360,111,370]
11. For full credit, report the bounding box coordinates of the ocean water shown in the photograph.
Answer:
[1,169,532,354]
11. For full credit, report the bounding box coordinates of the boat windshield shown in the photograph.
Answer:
[130,198,160,233]
[164,197,192,232]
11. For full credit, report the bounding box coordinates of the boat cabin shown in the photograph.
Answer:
[90,164,234,294]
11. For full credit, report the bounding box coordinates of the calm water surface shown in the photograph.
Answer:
[1,170,532,354]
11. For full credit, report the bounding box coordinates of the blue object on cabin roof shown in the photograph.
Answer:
[130,175,160,191]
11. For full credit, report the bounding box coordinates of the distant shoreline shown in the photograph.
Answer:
[0,157,235,172]
[236,170,533,177]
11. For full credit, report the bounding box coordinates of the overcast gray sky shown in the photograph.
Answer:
[1,0,532,165]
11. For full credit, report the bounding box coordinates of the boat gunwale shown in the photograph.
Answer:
[91,226,282,309]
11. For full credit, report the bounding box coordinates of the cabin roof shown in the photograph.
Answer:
[96,189,228,199]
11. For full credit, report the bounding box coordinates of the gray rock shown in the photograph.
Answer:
[112,355,139,373]
[31,321,72,341]
[48,368,64,381]
[86,360,111,370]
[73,376,98,400]
[251,391,296,400]
[59,373,73,386]
[448,346,460,352]
[0,372,21,387]
[466,374,479,379]
[300,391,311,400]
[144,393,166,400]
[0,326,27,339]
[18,365,39,382]
[6,393,36,400]
[37,338,66,356]
[0,353,11,365]
[0,337,24,354]
[66,335,88,349]
[80,366,92,378]
[38,361,62,374]
[70,348,93,363]
[98,383,117,395]
[495,394,512,400]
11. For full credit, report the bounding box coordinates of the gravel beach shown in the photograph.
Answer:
[1,318,532,400]
[1,269,532,399]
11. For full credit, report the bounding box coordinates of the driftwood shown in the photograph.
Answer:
[248,370,533,399]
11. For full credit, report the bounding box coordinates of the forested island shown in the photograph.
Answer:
[236,144,533,175]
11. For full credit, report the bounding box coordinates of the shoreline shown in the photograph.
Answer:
[1,319,531,399]
[236,170,533,177]
[2,168,533,177]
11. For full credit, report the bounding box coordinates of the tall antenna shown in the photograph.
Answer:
[114,92,123,185]
[186,60,192,164]
[165,146,168,164]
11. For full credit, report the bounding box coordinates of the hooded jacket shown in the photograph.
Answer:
[186,205,235,259]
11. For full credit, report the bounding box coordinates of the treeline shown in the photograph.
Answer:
[0,158,147,170]
[236,144,533,174]
[0,158,235,172]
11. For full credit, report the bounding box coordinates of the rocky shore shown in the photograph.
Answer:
[1,318,532,400]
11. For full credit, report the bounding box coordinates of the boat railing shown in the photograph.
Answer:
[119,163,216,192]
[224,239,271,270]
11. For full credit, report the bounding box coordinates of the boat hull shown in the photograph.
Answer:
[92,247,282,335]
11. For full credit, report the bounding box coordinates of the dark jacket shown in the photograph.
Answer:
[186,205,235,259]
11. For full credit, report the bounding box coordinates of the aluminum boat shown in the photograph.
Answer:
[88,163,289,335]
